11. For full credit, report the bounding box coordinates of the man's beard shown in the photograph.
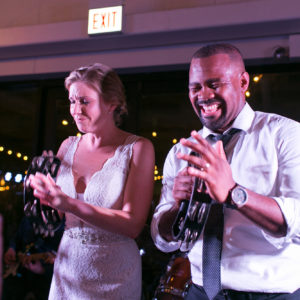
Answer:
[196,99,228,132]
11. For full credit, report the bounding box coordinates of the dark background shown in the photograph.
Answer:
[1,61,300,298]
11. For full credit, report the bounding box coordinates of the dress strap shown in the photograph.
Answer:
[111,135,140,168]
[124,134,140,145]
[62,136,80,166]
[122,135,140,157]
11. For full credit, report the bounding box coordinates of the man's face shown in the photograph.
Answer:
[189,54,249,133]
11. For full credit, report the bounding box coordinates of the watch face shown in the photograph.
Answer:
[232,186,248,207]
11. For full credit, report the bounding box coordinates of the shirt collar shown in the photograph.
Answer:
[202,102,255,138]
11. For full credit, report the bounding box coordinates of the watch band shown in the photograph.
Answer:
[225,183,238,209]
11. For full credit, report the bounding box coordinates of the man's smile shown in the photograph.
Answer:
[197,100,222,118]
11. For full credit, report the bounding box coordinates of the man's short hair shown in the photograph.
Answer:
[192,43,245,70]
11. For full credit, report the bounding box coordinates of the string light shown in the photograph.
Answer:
[253,74,263,83]
[62,120,69,126]
[245,91,251,98]
[15,174,23,183]
[154,165,163,181]
[0,170,25,190]
[0,185,10,192]
[0,145,29,161]
[4,172,12,182]
[0,145,29,191]
[172,138,177,144]
[152,131,157,137]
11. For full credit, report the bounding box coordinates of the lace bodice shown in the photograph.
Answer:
[49,134,142,300]
[56,135,139,241]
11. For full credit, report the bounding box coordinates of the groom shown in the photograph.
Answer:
[151,43,300,299]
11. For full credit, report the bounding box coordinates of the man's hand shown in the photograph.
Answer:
[172,167,194,208]
[157,168,194,242]
[4,248,16,265]
[22,260,45,275]
[177,131,236,203]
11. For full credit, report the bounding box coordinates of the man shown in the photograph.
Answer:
[151,43,300,299]
[2,216,64,300]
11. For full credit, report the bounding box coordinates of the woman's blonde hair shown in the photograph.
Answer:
[65,63,128,126]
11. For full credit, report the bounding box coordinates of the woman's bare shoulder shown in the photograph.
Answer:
[131,135,154,160]
[56,136,78,160]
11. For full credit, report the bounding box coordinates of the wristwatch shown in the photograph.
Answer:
[227,184,248,209]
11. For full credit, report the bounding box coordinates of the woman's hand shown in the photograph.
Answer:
[42,149,54,157]
[29,172,71,213]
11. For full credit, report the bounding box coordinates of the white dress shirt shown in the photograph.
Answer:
[151,103,300,293]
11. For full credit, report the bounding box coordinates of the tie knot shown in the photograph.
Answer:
[207,128,241,147]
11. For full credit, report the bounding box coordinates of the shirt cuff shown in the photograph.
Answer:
[151,205,181,253]
[261,197,300,248]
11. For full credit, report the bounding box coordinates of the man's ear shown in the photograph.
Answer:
[240,71,250,92]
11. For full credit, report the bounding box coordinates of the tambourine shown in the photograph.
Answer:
[23,155,63,236]
[172,152,212,252]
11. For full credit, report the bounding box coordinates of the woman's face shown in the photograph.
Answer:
[69,81,114,133]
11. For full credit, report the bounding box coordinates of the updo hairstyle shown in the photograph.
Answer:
[65,63,128,126]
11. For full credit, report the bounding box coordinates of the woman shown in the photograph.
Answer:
[29,63,155,299]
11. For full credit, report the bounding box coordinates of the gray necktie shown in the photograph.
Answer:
[202,128,241,300]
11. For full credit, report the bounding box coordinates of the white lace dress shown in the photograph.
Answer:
[48,135,141,300]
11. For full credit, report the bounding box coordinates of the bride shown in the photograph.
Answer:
[29,63,155,299]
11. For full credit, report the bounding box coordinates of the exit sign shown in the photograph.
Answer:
[88,6,123,35]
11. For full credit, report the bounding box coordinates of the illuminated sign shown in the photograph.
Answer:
[88,6,123,35]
